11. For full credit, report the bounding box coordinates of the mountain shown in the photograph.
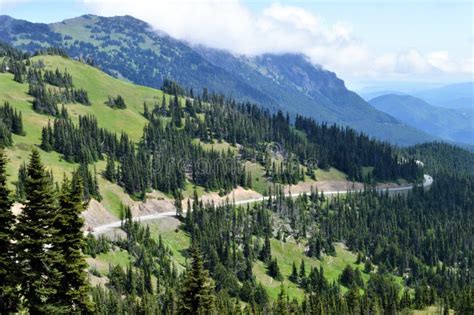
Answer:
[0,14,435,145]
[0,47,424,218]
[1,38,472,314]
[359,89,406,101]
[414,82,474,109]
[369,94,473,145]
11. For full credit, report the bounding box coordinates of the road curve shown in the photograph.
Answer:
[91,174,433,236]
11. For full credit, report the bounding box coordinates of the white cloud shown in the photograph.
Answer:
[428,51,459,73]
[81,0,472,80]
[1,0,31,8]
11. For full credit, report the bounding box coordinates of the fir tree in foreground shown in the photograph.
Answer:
[52,176,93,313]
[179,247,216,315]
[14,150,65,313]
[0,150,18,313]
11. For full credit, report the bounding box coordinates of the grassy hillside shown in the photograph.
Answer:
[0,55,170,214]
[1,54,350,218]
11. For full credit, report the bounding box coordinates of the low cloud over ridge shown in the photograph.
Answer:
[82,0,472,82]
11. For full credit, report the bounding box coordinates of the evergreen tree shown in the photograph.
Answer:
[52,176,94,312]
[104,155,116,183]
[179,247,216,314]
[259,234,272,263]
[15,149,64,314]
[289,261,299,283]
[0,150,18,313]
[268,258,283,281]
[0,120,12,148]
[345,285,361,313]
[15,162,27,201]
[299,259,306,280]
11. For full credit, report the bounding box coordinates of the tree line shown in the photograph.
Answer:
[0,101,25,148]
[27,67,90,115]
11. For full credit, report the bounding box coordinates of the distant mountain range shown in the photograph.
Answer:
[0,14,436,145]
[360,82,473,109]
[413,82,473,109]
[369,94,473,145]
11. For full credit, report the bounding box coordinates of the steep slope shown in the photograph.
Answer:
[0,14,435,145]
[405,142,474,176]
[0,54,165,218]
[0,53,363,217]
[0,15,275,108]
[369,94,473,144]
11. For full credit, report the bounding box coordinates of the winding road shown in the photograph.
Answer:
[91,174,433,236]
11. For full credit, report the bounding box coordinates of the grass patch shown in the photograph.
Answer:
[192,138,238,153]
[181,181,206,198]
[246,161,269,195]
[315,167,347,181]
[253,240,388,300]
[94,249,134,273]
[145,219,190,268]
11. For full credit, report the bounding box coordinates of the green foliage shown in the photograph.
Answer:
[41,113,125,164]
[179,247,216,314]
[84,234,110,258]
[26,64,90,115]
[267,258,283,281]
[339,264,364,288]
[52,176,94,312]
[0,150,18,313]
[0,101,24,136]
[105,95,127,109]
[0,120,12,148]
[161,78,185,96]
[74,162,102,201]
[0,42,471,314]
[405,141,474,176]
[14,150,66,313]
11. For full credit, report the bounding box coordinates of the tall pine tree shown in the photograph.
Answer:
[52,176,94,312]
[15,149,65,314]
[179,247,216,314]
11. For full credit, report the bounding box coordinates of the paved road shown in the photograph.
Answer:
[91,174,433,236]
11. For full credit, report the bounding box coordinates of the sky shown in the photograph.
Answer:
[1,0,473,90]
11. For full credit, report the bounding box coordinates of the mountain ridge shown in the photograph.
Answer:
[414,82,473,109]
[369,94,473,145]
[0,14,435,145]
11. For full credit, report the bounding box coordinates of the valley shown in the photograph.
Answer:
[0,27,472,315]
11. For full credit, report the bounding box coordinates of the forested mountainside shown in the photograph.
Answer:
[1,43,473,314]
[0,14,435,145]
[404,142,474,176]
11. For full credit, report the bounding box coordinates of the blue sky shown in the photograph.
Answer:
[1,0,472,89]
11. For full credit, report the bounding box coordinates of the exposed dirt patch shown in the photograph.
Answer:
[281,179,407,195]
[182,186,262,208]
[144,216,181,232]
[82,199,119,230]
[130,197,176,217]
